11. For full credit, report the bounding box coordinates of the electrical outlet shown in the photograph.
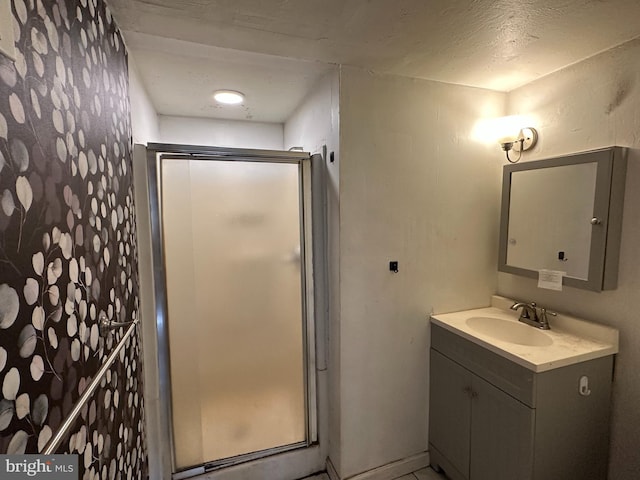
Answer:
[0,0,17,61]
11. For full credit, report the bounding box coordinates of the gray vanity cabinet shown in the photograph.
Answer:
[469,372,535,479]
[430,350,534,480]
[429,350,472,478]
[429,324,613,480]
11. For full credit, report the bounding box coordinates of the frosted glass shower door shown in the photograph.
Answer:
[160,158,308,471]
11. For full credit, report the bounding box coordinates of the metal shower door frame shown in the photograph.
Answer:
[145,143,318,479]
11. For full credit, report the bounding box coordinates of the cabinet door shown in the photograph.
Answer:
[430,350,472,478]
[470,375,535,480]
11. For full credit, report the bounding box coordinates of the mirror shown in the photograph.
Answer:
[499,147,627,291]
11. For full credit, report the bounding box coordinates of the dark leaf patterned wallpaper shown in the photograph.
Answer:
[0,0,146,478]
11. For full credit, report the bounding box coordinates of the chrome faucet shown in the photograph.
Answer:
[510,302,554,330]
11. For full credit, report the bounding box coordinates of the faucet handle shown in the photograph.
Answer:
[537,307,555,330]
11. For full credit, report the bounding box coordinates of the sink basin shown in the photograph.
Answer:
[465,316,553,347]
[431,301,619,371]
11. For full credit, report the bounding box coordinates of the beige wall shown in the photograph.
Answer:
[129,55,160,144]
[284,69,340,156]
[500,38,640,480]
[336,66,506,478]
[158,114,283,149]
[284,68,341,470]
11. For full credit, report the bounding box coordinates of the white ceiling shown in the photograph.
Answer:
[124,32,332,123]
[107,0,640,123]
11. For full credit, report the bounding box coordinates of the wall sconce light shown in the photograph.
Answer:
[500,127,538,163]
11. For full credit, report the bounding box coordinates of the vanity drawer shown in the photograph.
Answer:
[431,324,536,407]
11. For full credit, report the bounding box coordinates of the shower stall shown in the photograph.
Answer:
[134,144,325,480]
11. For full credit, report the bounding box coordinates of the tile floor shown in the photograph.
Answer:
[301,467,445,480]
[394,467,446,480]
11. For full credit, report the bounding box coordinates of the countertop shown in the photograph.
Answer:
[430,296,619,372]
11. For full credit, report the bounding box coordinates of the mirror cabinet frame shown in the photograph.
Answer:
[499,146,627,291]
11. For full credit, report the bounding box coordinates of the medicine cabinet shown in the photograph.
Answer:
[498,147,627,291]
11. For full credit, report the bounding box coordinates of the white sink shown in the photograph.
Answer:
[430,298,619,372]
[465,316,553,347]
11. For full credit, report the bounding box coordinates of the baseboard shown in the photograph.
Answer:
[326,458,340,480]
[326,452,430,480]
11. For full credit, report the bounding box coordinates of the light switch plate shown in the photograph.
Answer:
[0,0,17,61]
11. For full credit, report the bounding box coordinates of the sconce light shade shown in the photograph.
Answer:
[500,127,538,163]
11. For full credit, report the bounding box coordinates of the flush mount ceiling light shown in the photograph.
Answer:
[213,89,245,105]
[500,127,538,163]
